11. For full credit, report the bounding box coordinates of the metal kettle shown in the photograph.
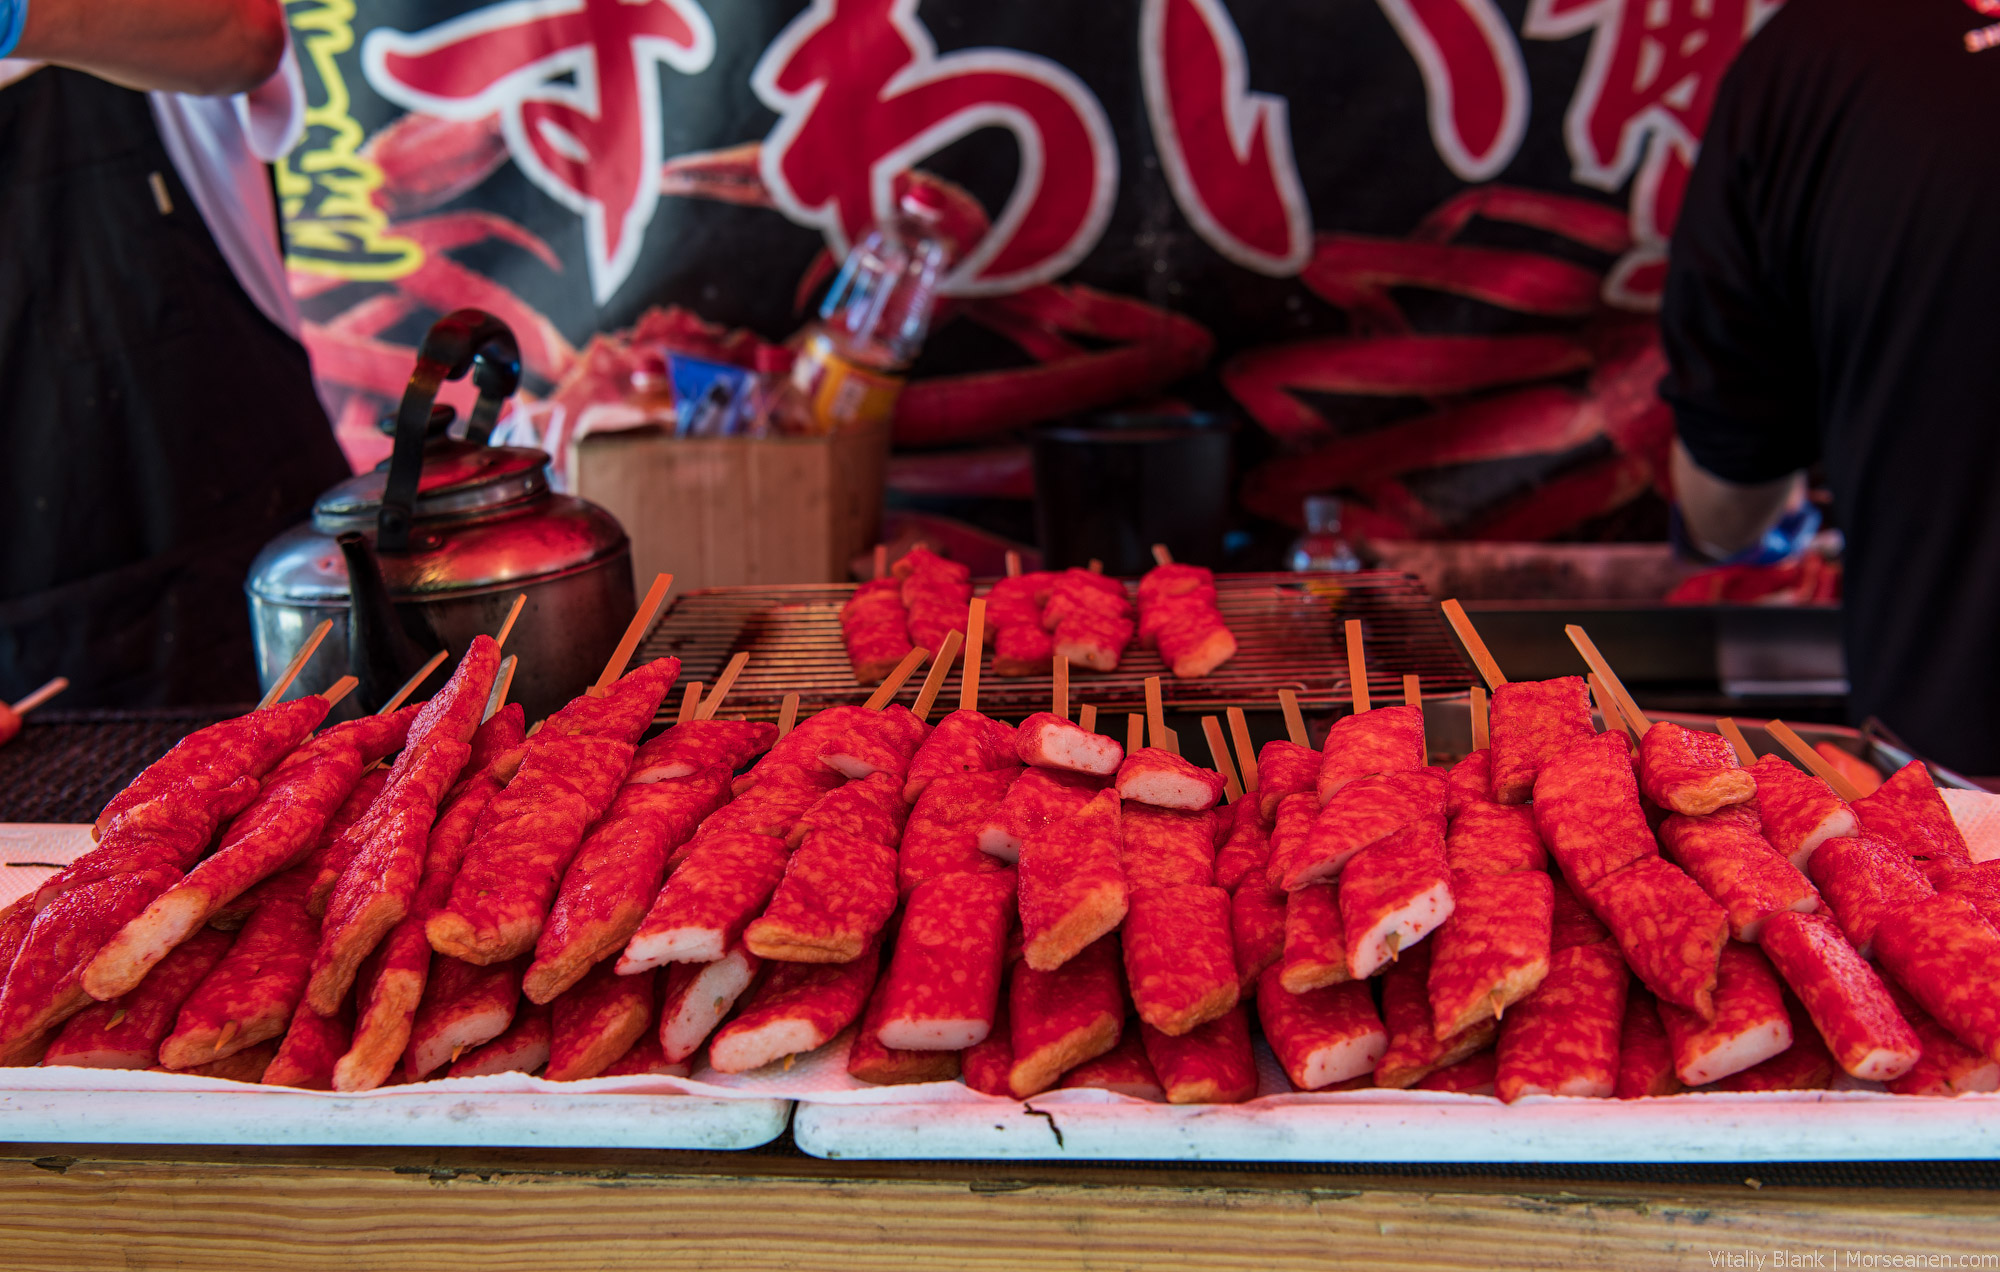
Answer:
[247,309,637,721]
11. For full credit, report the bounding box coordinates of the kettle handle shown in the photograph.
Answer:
[379,309,521,553]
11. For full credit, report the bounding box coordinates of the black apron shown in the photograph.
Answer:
[0,67,349,707]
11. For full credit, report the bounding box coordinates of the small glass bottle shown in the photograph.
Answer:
[1288,495,1361,572]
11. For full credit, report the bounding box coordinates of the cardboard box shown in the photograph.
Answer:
[573,422,888,592]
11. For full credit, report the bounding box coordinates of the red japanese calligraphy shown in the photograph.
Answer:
[750,0,1118,296]
[1140,0,1312,276]
[1526,0,1773,308]
[362,0,716,306]
[1376,0,1531,183]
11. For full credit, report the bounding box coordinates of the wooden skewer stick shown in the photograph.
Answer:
[481,657,516,723]
[697,652,750,721]
[1052,655,1070,722]
[1587,673,1632,741]
[1127,714,1145,755]
[911,630,965,724]
[1563,625,1652,735]
[1766,719,1864,802]
[593,572,674,695]
[864,647,930,710]
[379,648,449,715]
[1151,544,1173,567]
[959,598,985,714]
[776,693,800,740]
[1470,686,1489,752]
[1715,717,1756,768]
[1004,550,1021,579]
[1078,703,1097,735]
[1403,675,1421,709]
[1202,717,1243,804]
[321,676,360,710]
[1278,689,1309,748]
[493,593,528,651]
[1440,600,1508,691]
[1144,676,1177,757]
[260,618,334,710]
[1227,708,1259,793]
[674,681,704,726]
[9,677,68,716]
[1344,619,1370,713]
[874,545,888,581]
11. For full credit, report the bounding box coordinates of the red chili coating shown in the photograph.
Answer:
[1007,933,1124,1097]
[875,870,1017,1051]
[1872,892,2000,1063]
[1444,801,1547,876]
[405,955,526,1080]
[619,831,792,971]
[979,766,1107,863]
[1757,909,1920,1081]
[788,772,910,850]
[628,719,777,785]
[1487,677,1593,805]
[657,942,760,1064]
[1274,768,1448,892]
[1058,1029,1163,1100]
[1214,804,1272,895]
[706,938,881,1074]
[1943,861,2000,928]
[1639,721,1758,816]
[1584,855,1729,1019]
[1493,940,1628,1102]
[1258,969,1386,1091]
[1256,742,1320,822]
[1659,805,1821,942]
[1052,612,1135,674]
[1445,750,1492,818]
[1853,761,1973,877]
[1803,833,1933,959]
[848,979,964,1085]
[157,869,319,1070]
[961,992,1016,1097]
[987,574,1056,678]
[1115,747,1227,812]
[992,622,1057,678]
[162,1039,279,1084]
[1122,885,1238,1037]
[1747,754,1857,871]
[1120,805,1217,892]
[1018,788,1128,972]
[447,1000,552,1079]
[596,1030,691,1079]
[1531,731,1658,893]
[696,773,836,851]
[1883,981,2000,1097]
[1656,942,1792,1085]
[1155,608,1239,680]
[545,961,653,1081]
[901,768,1017,896]
[43,927,235,1070]
[842,578,915,685]
[525,765,733,1005]
[1340,816,1454,979]
[1414,1048,1497,1096]
[1141,1005,1257,1104]
[302,767,397,920]
[1548,878,1609,950]
[261,994,354,1090]
[904,710,1019,801]
[1427,868,1553,1038]
[1014,712,1124,778]
[743,828,899,964]
[819,705,931,783]
[93,695,332,841]
[1231,883,1286,992]
[1376,940,1499,1088]
[1707,1000,1835,1092]
[1265,792,1317,887]
[1613,989,1681,1099]
[1317,704,1426,803]
[1281,881,1349,993]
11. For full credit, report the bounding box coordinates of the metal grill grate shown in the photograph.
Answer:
[636,571,1475,723]
[0,707,247,825]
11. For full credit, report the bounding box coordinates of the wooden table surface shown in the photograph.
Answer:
[4,1139,1997,1271]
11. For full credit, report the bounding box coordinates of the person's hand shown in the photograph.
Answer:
[13,0,285,95]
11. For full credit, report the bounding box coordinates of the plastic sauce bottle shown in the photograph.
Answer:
[774,186,953,435]
[1288,495,1362,572]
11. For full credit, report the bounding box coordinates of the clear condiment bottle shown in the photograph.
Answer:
[772,186,953,435]
[1288,495,1362,572]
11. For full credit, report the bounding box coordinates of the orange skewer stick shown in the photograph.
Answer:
[1715,718,1756,768]
[1564,625,1652,735]
[1403,675,1421,709]
[481,657,516,722]
[776,693,800,740]
[864,647,930,710]
[911,630,965,724]
[1202,717,1243,804]
[1278,689,1309,748]
[321,676,360,710]
[1440,600,1507,691]
[1078,704,1097,735]
[9,676,67,717]
[493,593,528,651]
[1226,708,1259,793]
[1127,714,1145,756]
[378,649,449,715]
[1587,673,1633,742]
[959,598,985,714]
[1151,544,1173,567]
[873,545,888,581]
[1344,619,1370,713]
[593,573,674,695]
[1053,655,1070,723]
[259,618,334,710]
[1004,550,1021,578]
[1767,720,1865,802]
[674,682,704,726]
[1144,676,1178,757]
[1470,686,1489,752]
[697,652,751,721]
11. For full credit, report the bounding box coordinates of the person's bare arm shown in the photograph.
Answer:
[1670,438,1805,561]
[16,0,285,95]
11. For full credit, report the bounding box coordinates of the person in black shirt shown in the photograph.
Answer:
[1662,0,2000,775]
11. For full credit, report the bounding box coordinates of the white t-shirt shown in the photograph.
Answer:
[0,33,304,338]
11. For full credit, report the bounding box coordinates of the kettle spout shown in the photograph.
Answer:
[336,531,443,710]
